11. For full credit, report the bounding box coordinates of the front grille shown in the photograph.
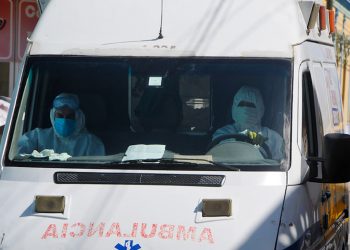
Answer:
[54,172,225,187]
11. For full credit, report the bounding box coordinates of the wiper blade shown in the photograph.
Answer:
[14,155,49,161]
[167,158,240,171]
[107,158,240,171]
[107,158,198,166]
[100,154,240,171]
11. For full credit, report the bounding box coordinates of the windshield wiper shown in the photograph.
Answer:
[164,158,240,171]
[104,158,240,171]
[104,158,198,166]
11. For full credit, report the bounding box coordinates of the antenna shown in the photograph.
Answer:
[103,0,164,44]
[157,0,164,39]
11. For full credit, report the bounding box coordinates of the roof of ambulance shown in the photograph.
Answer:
[30,0,332,58]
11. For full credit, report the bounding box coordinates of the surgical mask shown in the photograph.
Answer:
[54,118,76,137]
[233,106,260,131]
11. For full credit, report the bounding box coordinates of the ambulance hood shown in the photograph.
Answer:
[0,167,286,250]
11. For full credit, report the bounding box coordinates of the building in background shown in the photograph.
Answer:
[325,0,350,131]
[0,0,39,97]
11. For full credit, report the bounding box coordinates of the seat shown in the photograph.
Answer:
[79,94,107,132]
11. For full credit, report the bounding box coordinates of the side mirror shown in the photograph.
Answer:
[323,133,350,183]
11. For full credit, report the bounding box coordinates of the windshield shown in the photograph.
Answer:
[7,57,291,171]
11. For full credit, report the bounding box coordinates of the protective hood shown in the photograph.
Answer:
[232,86,264,131]
[49,93,86,139]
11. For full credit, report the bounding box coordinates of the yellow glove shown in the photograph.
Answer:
[243,130,267,146]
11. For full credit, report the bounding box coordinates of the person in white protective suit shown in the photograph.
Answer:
[212,86,284,160]
[17,93,105,156]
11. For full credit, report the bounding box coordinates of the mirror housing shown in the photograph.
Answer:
[322,133,350,183]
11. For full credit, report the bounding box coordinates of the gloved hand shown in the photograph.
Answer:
[241,129,267,146]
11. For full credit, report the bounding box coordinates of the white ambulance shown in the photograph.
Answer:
[1,0,350,249]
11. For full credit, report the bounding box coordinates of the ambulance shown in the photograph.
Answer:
[1,0,350,249]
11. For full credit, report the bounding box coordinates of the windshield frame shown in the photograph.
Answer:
[4,55,293,172]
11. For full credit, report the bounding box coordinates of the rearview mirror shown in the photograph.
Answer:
[323,133,350,183]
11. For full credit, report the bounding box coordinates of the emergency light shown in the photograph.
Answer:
[328,9,336,34]
[35,195,65,213]
[299,1,335,36]
[202,199,232,217]
[319,6,326,31]
[307,3,320,31]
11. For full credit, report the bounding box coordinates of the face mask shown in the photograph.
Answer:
[233,106,260,131]
[54,118,76,137]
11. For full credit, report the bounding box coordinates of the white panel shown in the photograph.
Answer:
[276,184,322,249]
[29,0,333,57]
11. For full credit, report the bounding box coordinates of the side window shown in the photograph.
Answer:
[9,69,33,159]
[302,71,317,158]
[302,70,324,176]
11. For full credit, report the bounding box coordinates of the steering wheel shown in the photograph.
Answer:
[207,134,272,159]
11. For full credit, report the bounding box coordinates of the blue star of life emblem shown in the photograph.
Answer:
[115,240,141,250]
